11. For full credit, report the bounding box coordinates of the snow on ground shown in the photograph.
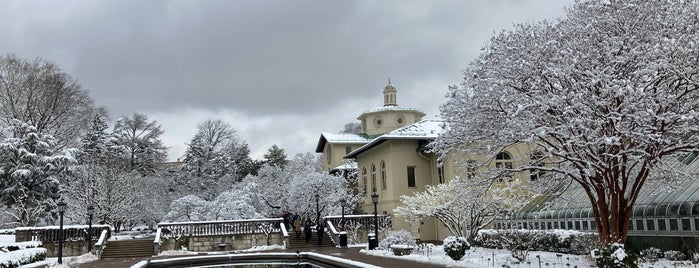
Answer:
[0,234,14,243]
[361,245,696,268]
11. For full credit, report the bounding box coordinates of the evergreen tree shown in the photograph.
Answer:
[0,119,75,226]
[263,144,288,168]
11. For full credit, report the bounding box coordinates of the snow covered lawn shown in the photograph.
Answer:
[361,245,697,268]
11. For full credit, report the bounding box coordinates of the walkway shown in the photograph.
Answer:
[74,247,448,268]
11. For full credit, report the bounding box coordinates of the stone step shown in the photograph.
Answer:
[288,232,335,249]
[100,239,153,259]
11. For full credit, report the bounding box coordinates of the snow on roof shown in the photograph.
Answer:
[358,105,426,117]
[329,161,358,172]
[320,132,372,143]
[315,132,373,152]
[345,119,444,158]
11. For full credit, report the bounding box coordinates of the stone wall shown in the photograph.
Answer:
[160,233,284,252]
[42,241,94,257]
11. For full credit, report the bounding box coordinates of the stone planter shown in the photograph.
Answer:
[390,245,414,256]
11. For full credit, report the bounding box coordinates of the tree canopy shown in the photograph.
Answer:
[436,0,699,244]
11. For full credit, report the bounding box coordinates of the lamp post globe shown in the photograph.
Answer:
[57,201,67,264]
[87,205,94,253]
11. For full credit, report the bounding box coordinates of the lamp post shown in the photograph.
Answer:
[339,198,346,231]
[371,193,379,249]
[315,194,320,224]
[87,205,94,253]
[57,201,66,264]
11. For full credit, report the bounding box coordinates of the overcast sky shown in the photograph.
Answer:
[1,0,572,160]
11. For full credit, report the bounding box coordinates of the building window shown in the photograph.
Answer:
[636,219,644,231]
[495,151,513,169]
[362,167,367,193]
[380,161,387,190]
[437,165,444,184]
[657,219,667,231]
[407,166,416,187]
[326,145,332,164]
[345,146,351,154]
[682,218,691,231]
[646,219,655,231]
[371,164,377,193]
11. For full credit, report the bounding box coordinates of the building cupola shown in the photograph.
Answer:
[383,79,397,106]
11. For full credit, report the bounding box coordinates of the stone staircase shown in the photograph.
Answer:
[287,231,335,249]
[100,238,153,258]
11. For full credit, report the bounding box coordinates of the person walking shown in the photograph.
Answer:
[304,219,313,243]
[293,215,302,240]
[316,221,325,246]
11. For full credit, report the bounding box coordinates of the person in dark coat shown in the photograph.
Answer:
[304,219,313,243]
[316,222,325,246]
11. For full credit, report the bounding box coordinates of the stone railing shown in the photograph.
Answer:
[158,218,283,238]
[14,225,112,257]
[324,214,391,231]
[156,218,286,254]
[15,225,111,243]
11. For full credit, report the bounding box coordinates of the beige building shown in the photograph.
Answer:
[316,82,541,241]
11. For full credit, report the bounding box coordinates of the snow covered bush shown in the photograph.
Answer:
[639,247,662,264]
[378,230,416,250]
[592,243,638,268]
[0,248,46,268]
[663,250,686,261]
[443,236,470,261]
[474,229,598,255]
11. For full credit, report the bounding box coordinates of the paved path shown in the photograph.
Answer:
[74,247,448,268]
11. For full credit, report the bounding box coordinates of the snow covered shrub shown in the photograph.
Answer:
[443,236,470,261]
[569,233,601,255]
[591,243,638,268]
[663,250,686,261]
[0,248,47,268]
[639,247,662,264]
[500,229,541,261]
[378,230,416,250]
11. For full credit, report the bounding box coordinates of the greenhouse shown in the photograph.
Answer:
[496,152,699,251]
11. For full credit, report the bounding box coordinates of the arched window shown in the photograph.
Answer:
[371,164,377,193]
[381,161,387,190]
[362,167,368,193]
[495,151,513,169]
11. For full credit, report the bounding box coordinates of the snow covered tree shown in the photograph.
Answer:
[341,122,362,134]
[436,0,699,244]
[112,113,167,175]
[0,54,100,149]
[162,195,209,222]
[0,119,75,226]
[263,144,288,168]
[207,182,265,220]
[77,113,113,166]
[183,119,254,199]
[395,176,531,241]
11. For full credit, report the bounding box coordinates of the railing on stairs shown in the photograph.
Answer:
[95,229,109,258]
[153,228,162,256]
[324,214,391,230]
[279,223,289,250]
[326,220,340,246]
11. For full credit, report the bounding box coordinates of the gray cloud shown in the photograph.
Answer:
[0,0,572,160]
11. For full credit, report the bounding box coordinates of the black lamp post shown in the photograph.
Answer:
[87,205,94,253]
[315,194,320,224]
[57,200,66,264]
[371,193,379,249]
[339,198,346,231]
